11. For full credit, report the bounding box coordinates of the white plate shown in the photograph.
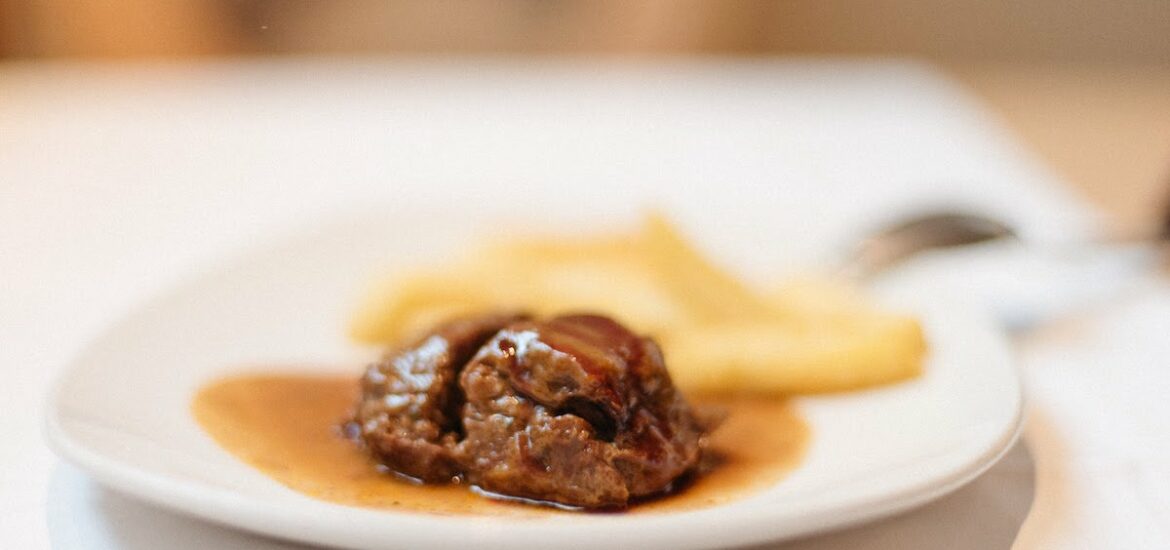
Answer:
[45,209,1020,550]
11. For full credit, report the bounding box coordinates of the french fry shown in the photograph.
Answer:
[641,214,775,322]
[661,315,926,394]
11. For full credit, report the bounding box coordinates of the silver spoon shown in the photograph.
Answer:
[845,212,1019,278]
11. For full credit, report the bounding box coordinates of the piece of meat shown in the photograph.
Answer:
[355,313,707,508]
[355,312,527,482]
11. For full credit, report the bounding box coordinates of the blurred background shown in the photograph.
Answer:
[2,1,1168,61]
[2,0,1167,233]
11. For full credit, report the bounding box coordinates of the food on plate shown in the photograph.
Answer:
[192,212,922,514]
[354,312,708,508]
[351,214,927,394]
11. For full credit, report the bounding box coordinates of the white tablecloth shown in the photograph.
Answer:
[2,59,1166,549]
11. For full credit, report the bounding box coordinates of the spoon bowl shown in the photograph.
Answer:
[847,212,1019,277]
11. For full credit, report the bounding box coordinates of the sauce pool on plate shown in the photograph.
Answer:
[192,372,808,515]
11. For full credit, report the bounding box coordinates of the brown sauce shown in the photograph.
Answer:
[192,372,808,516]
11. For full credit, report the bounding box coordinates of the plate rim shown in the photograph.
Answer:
[42,213,1023,550]
[45,388,1022,549]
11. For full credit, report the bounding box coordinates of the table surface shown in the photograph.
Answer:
[949,63,1170,235]
[2,59,1168,550]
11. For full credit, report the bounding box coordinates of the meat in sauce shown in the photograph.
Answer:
[354,313,708,508]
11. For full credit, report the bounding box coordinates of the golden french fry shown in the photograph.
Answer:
[349,274,494,342]
[641,214,775,322]
[661,315,927,394]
